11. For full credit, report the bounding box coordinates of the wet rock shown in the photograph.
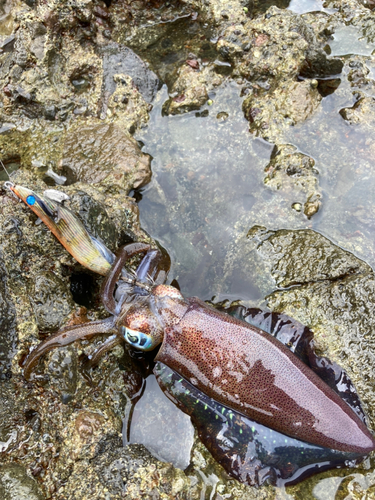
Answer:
[264,144,321,218]
[0,381,20,450]
[106,73,151,132]
[218,7,338,85]
[29,271,75,332]
[68,191,118,250]
[186,0,251,26]
[0,258,16,378]
[56,439,190,500]
[303,192,321,218]
[243,79,322,142]
[56,436,274,500]
[101,43,159,103]
[0,3,103,122]
[58,120,151,192]
[0,463,45,500]
[247,226,371,288]
[347,57,375,93]
[68,411,109,460]
[340,95,375,129]
[47,346,79,402]
[163,64,223,115]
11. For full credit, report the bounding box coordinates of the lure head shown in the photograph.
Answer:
[117,284,188,351]
[5,183,56,218]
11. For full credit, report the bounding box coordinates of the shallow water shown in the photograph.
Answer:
[137,83,274,300]
[136,39,375,304]
[129,374,195,469]
[287,0,329,14]
[130,15,375,494]
[329,25,375,56]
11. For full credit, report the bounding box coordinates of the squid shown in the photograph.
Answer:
[5,182,375,487]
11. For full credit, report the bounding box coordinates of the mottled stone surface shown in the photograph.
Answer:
[0,463,44,500]
[163,64,223,115]
[0,0,374,498]
[264,144,321,217]
[340,95,375,128]
[243,79,322,142]
[58,120,151,191]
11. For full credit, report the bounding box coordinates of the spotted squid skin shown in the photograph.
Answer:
[155,297,375,454]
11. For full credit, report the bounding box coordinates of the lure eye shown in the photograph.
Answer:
[26,195,36,206]
[120,326,153,351]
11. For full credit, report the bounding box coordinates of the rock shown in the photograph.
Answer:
[264,144,321,218]
[56,436,274,500]
[0,463,45,500]
[340,95,375,129]
[187,0,251,26]
[347,57,375,94]
[29,271,75,332]
[106,73,151,132]
[67,191,118,249]
[101,43,159,103]
[0,258,16,378]
[58,120,151,192]
[47,346,79,403]
[218,7,339,84]
[243,79,322,142]
[247,226,371,287]
[0,382,20,451]
[162,64,223,115]
[55,438,193,500]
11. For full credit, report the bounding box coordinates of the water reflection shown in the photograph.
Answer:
[137,58,375,302]
[329,25,375,56]
[288,0,328,14]
[137,82,274,300]
[129,375,195,469]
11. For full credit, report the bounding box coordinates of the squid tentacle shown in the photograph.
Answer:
[83,334,123,371]
[101,243,150,314]
[23,317,117,380]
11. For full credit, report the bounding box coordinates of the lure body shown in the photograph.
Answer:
[6,183,112,275]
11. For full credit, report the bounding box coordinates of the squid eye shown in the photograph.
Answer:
[120,326,153,351]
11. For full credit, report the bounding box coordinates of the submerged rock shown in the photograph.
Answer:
[340,95,375,129]
[264,144,321,218]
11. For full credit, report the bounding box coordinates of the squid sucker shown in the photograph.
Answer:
[4,181,375,486]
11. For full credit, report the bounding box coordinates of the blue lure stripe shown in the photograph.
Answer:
[33,194,55,218]
[26,195,36,206]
